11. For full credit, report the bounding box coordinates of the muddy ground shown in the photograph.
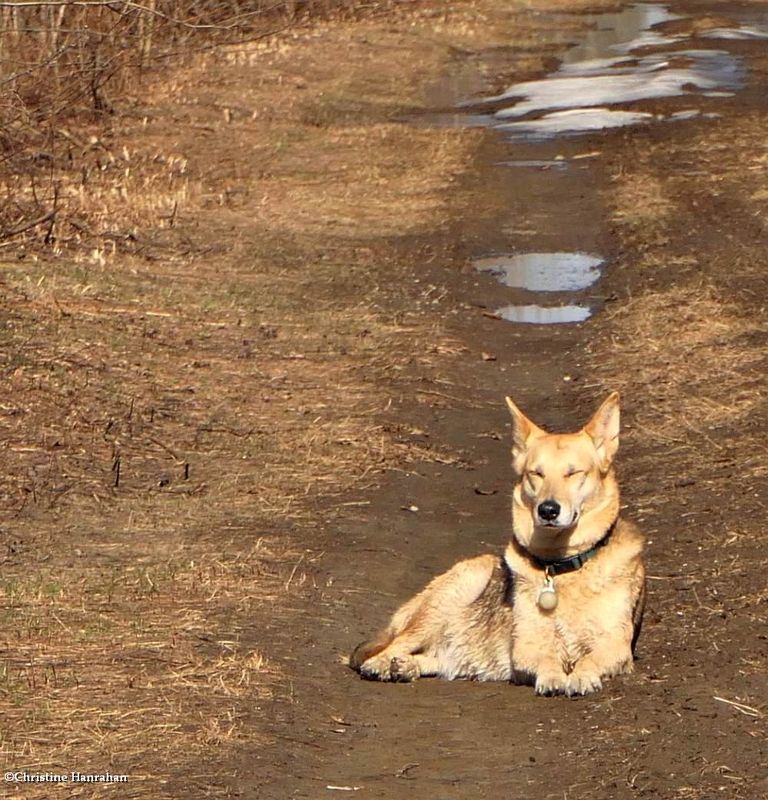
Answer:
[1,0,766,798]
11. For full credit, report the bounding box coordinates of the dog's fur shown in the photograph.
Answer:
[349,393,645,696]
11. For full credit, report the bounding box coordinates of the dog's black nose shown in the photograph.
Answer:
[537,500,561,522]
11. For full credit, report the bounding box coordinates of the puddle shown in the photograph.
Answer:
[410,2,765,324]
[497,159,570,170]
[490,50,742,123]
[559,3,681,64]
[496,304,593,324]
[611,30,684,51]
[457,1,754,140]
[668,109,701,120]
[702,26,768,40]
[498,107,654,139]
[475,252,603,291]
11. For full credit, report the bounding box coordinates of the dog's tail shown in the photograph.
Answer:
[348,628,395,671]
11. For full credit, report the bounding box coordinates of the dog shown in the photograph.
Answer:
[349,392,645,696]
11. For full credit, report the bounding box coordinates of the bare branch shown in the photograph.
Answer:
[0,210,55,240]
[0,0,292,31]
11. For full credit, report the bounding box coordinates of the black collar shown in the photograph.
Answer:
[524,520,616,576]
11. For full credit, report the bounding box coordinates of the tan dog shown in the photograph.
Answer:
[349,393,645,696]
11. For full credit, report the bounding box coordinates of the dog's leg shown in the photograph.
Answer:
[354,555,498,682]
[567,569,644,696]
[533,657,571,696]
[349,591,427,672]
[412,653,439,676]
[357,629,429,682]
[565,638,633,696]
[513,620,570,695]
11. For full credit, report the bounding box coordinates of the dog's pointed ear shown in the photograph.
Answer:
[505,397,545,472]
[583,392,620,470]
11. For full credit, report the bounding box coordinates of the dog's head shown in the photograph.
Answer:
[506,393,620,543]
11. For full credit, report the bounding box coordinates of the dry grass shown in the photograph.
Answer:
[0,243,464,795]
[1,547,276,781]
[0,0,409,251]
[610,172,674,243]
[595,285,765,455]
[588,299,767,542]
[593,102,768,478]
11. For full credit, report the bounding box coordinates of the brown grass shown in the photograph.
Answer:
[1,546,277,791]
[610,172,673,244]
[0,0,409,251]
[596,285,765,449]
[589,105,768,542]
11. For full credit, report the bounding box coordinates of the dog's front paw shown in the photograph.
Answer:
[534,671,568,696]
[389,656,420,683]
[565,671,603,697]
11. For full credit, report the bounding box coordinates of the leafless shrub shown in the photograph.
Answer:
[0,0,401,249]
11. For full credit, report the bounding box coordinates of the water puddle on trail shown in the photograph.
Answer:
[496,304,593,324]
[496,159,570,170]
[702,26,768,41]
[476,5,746,142]
[499,107,654,140]
[412,2,767,324]
[475,253,603,292]
[491,48,741,140]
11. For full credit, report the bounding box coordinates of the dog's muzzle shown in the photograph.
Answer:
[537,500,579,528]
[537,500,561,523]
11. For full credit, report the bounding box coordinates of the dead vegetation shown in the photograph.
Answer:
[610,172,673,248]
[597,285,764,452]
[1,544,278,796]
[0,0,406,254]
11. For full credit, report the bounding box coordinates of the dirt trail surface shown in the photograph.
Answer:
[1,0,767,798]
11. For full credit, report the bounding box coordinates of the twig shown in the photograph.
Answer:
[714,696,762,718]
[0,210,55,240]
[415,388,471,405]
[284,553,305,591]
[148,436,183,463]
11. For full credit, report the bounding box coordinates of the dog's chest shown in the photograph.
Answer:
[513,577,592,654]
[509,565,627,671]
